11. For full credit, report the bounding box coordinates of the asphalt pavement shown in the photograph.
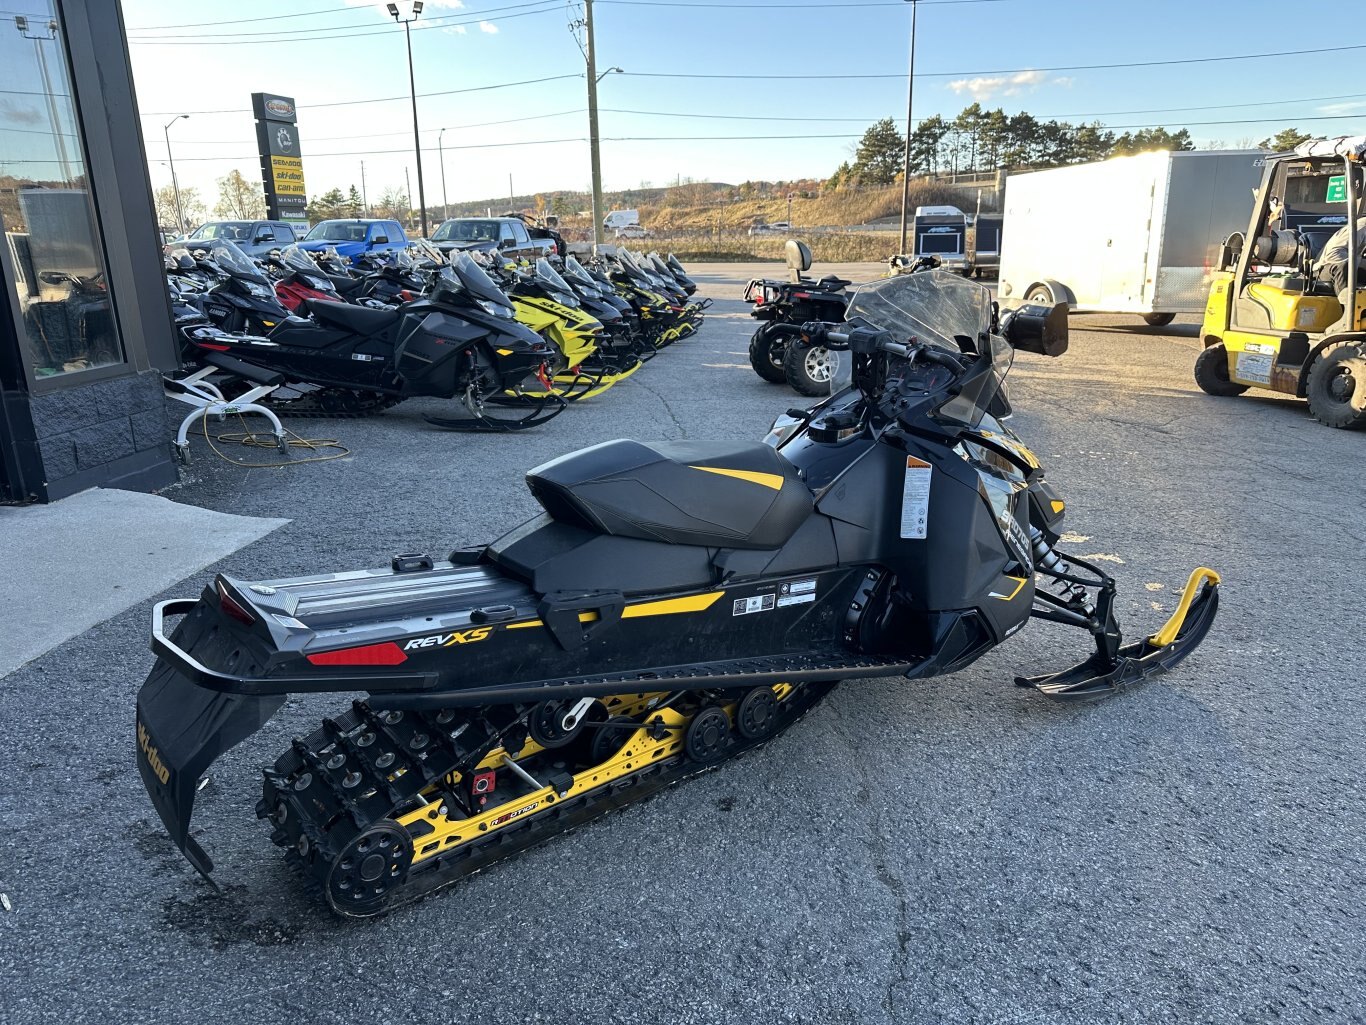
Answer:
[2,262,1363,1024]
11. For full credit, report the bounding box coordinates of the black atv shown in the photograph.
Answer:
[746,240,851,396]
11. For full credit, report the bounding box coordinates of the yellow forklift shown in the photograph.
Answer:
[1198,138,1366,428]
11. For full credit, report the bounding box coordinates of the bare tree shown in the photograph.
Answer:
[213,169,267,219]
[154,183,206,231]
[373,185,408,221]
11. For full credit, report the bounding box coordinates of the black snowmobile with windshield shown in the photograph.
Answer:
[562,255,653,361]
[136,269,1220,917]
[168,238,296,337]
[179,251,561,430]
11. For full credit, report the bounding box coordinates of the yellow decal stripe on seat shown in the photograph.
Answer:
[1148,567,1222,648]
[621,591,724,618]
[688,465,785,491]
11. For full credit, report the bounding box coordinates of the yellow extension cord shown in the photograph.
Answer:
[198,410,351,468]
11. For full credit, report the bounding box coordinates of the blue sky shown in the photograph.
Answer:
[6,0,1366,209]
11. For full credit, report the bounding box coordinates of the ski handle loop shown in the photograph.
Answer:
[1148,567,1223,649]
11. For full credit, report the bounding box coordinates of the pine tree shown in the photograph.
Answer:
[852,118,906,186]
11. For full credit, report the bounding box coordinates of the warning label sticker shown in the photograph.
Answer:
[1235,351,1272,385]
[900,456,933,539]
[732,593,776,616]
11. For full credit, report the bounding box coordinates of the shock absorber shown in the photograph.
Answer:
[1030,527,1093,613]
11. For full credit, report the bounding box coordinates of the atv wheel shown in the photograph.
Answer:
[1306,341,1366,429]
[1194,344,1248,397]
[784,341,835,397]
[1143,312,1176,327]
[748,326,787,384]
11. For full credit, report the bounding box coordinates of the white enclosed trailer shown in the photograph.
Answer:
[998,150,1265,324]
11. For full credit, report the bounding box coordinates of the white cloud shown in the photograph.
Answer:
[443,23,468,34]
[1318,100,1366,116]
[946,69,1071,102]
[478,20,498,33]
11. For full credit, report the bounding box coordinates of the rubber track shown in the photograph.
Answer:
[261,684,834,918]
[265,387,401,419]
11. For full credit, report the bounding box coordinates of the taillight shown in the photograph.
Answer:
[754,293,764,306]
[217,581,255,625]
[306,641,408,666]
[792,291,810,299]
[196,342,231,352]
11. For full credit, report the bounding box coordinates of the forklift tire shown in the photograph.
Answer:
[1305,341,1366,429]
[1143,312,1177,327]
[1194,344,1248,397]
[748,326,787,384]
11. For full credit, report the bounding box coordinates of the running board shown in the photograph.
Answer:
[376,650,922,710]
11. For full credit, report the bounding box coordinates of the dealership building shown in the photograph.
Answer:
[0,1,180,503]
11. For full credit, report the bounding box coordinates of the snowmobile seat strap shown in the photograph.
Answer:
[525,439,813,550]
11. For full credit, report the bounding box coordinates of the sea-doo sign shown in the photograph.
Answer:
[251,92,308,229]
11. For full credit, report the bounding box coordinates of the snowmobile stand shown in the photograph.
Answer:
[164,354,290,464]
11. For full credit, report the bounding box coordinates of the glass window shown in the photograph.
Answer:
[1,4,124,380]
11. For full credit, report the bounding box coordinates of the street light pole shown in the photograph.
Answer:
[898,0,919,257]
[388,2,429,237]
[163,114,190,233]
[438,127,448,220]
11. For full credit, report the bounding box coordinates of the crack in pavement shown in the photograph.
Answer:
[634,375,691,439]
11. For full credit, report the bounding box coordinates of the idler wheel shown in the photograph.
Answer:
[588,715,638,765]
[736,687,780,740]
[325,819,413,918]
[528,699,591,750]
[685,706,731,764]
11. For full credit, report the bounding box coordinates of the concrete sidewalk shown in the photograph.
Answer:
[0,487,287,678]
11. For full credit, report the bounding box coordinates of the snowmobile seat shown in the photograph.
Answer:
[526,439,813,550]
[303,297,401,336]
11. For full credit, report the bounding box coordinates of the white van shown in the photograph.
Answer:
[603,209,640,230]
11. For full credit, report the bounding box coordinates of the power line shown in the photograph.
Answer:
[599,92,1366,124]
[125,3,388,31]
[127,3,563,45]
[128,0,560,40]
[599,0,1007,5]
[168,109,586,146]
[623,42,1366,80]
[140,73,584,118]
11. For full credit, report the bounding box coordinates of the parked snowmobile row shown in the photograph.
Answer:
[136,263,1221,918]
[162,238,706,431]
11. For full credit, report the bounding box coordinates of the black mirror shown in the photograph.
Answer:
[498,237,514,248]
[1003,301,1068,357]
[255,233,272,243]
[372,236,390,245]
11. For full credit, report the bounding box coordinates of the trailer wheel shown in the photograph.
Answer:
[1143,312,1176,327]
[960,266,974,278]
[1306,341,1366,429]
[1026,285,1054,304]
[1194,344,1248,397]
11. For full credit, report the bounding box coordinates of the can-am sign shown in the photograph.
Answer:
[252,92,297,124]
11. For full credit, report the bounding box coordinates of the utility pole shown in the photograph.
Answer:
[163,114,190,232]
[509,172,514,208]
[898,0,919,257]
[438,127,449,220]
[404,166,413,224]
[360,160,369,216]
[16,17,72,183]
[388,2,428,237]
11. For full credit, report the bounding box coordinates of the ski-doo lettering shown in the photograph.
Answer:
[136,719,170,785]
[403,627,493,651]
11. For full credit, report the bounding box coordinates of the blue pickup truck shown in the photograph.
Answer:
[296,218,409,261]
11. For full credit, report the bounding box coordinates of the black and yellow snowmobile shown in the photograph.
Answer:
[504,258,640,400]
[136,270,1220,917]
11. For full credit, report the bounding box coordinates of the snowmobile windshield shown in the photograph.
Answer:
[847,269,1007,428]
[410,239,444,266]
[667,254,688,277]
[563,256,599,292]
[281,244,322,274]
[535,258,579,307]
[198,239,269,284]
[443,251,515,315]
